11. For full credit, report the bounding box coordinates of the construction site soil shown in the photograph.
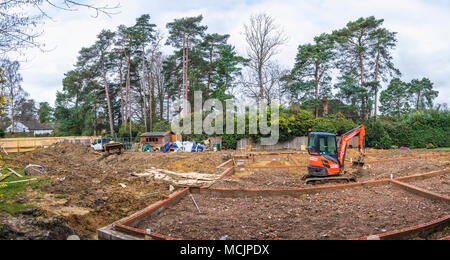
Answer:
[1,143,229,239]
[408,174,450,196]
[215,152,450,190]
[135,184,449,240]
[1,143,449,240]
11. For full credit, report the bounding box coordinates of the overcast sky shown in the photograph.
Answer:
[19,0,450,106]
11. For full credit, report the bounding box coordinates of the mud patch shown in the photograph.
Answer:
[0,210,73,240]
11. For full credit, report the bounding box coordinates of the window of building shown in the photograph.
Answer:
[146,137,159,142]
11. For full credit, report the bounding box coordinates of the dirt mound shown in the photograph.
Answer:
[1,143,233,239]
[3,143,174,239]
[100,151,228,175]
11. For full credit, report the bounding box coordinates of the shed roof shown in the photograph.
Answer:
[140,131,174,137]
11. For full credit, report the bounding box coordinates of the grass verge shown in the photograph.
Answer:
[0,166,51,216]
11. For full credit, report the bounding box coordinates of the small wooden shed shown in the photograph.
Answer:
[140,131,180,148]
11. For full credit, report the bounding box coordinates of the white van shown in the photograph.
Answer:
[91,138,115,151]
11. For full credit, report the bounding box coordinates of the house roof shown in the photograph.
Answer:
[140,131,174,137]
[17,120,54,131]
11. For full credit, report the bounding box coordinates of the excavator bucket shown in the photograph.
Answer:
[352,161,365,167]
[352,155,365,167]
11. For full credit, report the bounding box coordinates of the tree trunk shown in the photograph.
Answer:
[10,88,14,134]
[119,57,125,125]
[101,56,115,135]
[148,52,155,132]
[359,53,368,119]
[207,48,213,98]
[416,90,421,112]
[185,35,189,115]
[314,62,319,118]
[374,47,381,120]
[142,43,148,131]
[125,56,131,122]
[129,112,132,143]
[258,64,264,105]
[159,89,164,120]
[93,104,97,136]
[166,94,170,122]
[182,36,185,114]
[139,81,147,131]
[358,34,368,119]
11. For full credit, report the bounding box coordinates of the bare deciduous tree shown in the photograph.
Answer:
[0,59,26,132]
[241,62,289,106]
[0,0,120,54]
[244,13,288,105]
[147,30,163,131]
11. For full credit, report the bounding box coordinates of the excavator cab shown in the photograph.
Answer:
[307,133,338,159]
[307,132,341,177]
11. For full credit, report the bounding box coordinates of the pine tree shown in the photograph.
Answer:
[166,15,207,114]
[333,16,384,119]
[368,27,401,119]
[211,45,247,101]
[38,102,54,123]
[379,78,410,118]
[95,30,116,135]
[200,33,230,98]
[408,78,439,111]
[132,14,156,131]
[290,33,335,118]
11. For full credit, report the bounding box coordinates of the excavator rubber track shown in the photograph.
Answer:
[304,175,357,185]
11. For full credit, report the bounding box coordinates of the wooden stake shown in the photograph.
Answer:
[2,178,37,184]
[190,193,201,214]
[7,168,23,178]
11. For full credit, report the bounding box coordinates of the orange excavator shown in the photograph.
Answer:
[304,125,366,184]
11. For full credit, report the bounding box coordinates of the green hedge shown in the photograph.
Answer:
[365,110,450,149]
[182,108,357,149]
[166,108,450,150]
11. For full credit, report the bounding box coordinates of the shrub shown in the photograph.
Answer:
[118,123,146,139]
[152,121,171,132]
[222,134,242,150]
[365,110,450,149]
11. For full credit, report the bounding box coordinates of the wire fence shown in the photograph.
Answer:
[113,137,139,151]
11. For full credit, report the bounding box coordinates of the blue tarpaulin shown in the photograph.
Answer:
[159,142,205,153]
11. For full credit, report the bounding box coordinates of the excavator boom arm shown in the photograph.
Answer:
[338,125,365,166]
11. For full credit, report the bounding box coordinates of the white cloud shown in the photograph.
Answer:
[17,0,450,106]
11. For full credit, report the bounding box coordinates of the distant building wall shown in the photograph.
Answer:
[6,122,30,133]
